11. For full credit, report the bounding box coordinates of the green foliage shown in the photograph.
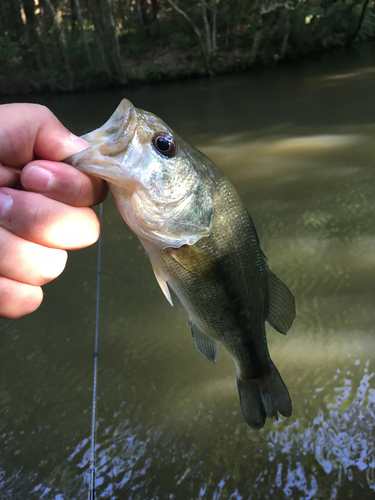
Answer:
[0,35,20,65]
[144,63,163,80]
[119,28,149,57]
[1,0,375,94]
[358,8,375,39]
[169,31,194,48]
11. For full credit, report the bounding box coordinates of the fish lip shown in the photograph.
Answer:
[64,99,137,178]
[82,98,136,146]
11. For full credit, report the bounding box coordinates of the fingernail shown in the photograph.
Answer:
[0,192,13,219]
[24,166,54,192]
[70,133,90,150]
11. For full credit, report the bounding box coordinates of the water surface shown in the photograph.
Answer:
[1,43,375,499]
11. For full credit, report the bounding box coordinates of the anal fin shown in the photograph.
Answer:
[189,319,219,363]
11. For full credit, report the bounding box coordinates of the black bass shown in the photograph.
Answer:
[66,99,295,429]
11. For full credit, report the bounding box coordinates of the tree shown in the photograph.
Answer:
[167,0,213,75]
[1,0,375,94]
[42,0,75,89]
[346,0,371,45]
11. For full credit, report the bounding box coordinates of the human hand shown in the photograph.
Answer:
[0,103,108,319]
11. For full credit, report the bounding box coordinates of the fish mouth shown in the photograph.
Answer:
[64,98,137,182]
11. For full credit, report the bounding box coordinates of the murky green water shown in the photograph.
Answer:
[2,43,375,499]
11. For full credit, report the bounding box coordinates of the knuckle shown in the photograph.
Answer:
[71,177,86,206]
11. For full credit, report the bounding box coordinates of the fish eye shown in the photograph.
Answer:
[152,132,176,158]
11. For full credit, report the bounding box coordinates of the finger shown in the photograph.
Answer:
[0,188,101,250]
[0,103,89,168]
[0,226,67,286]
[0,277,43,319]
[21,160,108,207]
[0,163,20,187]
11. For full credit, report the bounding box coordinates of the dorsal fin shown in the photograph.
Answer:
[267,270,296,334]
[189,319,220,363]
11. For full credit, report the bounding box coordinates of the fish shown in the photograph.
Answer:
[65,99,296,430]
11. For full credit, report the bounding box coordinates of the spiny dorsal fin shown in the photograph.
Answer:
[189,318,220,363]
[150,257,173,306]
[168,245,219,282]
[267,270,295,335]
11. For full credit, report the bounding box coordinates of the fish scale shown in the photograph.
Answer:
[66,99,296,429]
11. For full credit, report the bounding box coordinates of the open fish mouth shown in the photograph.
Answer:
[81,99,136,147]
[64,99,137,183]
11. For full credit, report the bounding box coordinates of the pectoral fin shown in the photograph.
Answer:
[267,270,296,334]
[169,245,219,282]
[189,319,219,363]
[150,258,173,306]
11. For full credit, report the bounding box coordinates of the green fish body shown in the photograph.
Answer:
[66,99,295,429]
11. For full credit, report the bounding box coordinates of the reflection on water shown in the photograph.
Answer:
[320,66,375,81]
[75,363,375,500]
[1,43,375,498]
[1,361,374,499]
[266,362,375,500]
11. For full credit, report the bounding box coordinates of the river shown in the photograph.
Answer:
[1,42,375,499]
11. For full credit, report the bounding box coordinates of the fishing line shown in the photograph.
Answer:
[88,202,103,500]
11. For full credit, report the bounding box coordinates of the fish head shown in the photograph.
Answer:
[66,99,216,248]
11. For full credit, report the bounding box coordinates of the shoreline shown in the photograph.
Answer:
[1,39,373,98]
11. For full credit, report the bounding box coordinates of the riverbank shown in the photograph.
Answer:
[1,38,373,97]
[1,0,374,96]
[3,42,276,95]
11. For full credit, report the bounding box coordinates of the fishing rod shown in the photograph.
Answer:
[88,202,103,500]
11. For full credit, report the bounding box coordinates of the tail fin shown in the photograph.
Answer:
[237,365,292,430]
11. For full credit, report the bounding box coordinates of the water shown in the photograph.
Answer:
[1,42,375,498]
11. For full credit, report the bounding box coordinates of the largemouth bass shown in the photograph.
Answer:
[66,99,296,429]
